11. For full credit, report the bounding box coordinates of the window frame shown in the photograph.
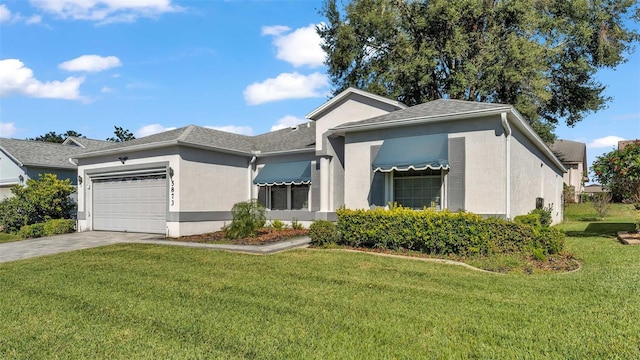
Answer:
[259,184,311,211]
[384,169,447,210]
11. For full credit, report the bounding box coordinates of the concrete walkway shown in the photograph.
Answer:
[0,232,311,263]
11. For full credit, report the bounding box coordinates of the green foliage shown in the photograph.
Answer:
[18,219,76,239]
[309,220,340,247]
[591,192,613,220]
[226,200,266,239]
[318,0,639,142]
[336,206,564,256]
[636,212,640,233]
[106,126,136,142]
[530,204,553,227]
[27,130,84,143]
[591,141,640,204]
[0,174,75,233]
[18,223,45,239]
[514,213,542,228]
[291,218,304,230]
[270,219,286,230]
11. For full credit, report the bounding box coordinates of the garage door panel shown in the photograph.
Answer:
[93,174,167,234]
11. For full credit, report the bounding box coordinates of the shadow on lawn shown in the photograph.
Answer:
[565,222,635,238]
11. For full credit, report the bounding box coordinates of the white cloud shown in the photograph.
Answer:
[264,23,325,67]
[0,4,41,24]
[59,55,121,72]
[244,72,328,105]
[588,135,625,148]
[0,59,84,100]
[136,124,176,137]
[0,122,17,137]
[0,4,11,23]
[206,125,254,136]
[261,25,290,36]
[271,115,307,132]
[30,0,182,24]
[101,86,113,93]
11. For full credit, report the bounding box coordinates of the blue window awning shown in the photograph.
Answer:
[253,161,312,186]
[372,134,449,172]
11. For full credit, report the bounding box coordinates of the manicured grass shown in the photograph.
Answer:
[560,203,637,235]
[1,232,639,358]
[0,233,20,244]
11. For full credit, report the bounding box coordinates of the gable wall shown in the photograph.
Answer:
[0,150,24,199]
[509,125,564,223]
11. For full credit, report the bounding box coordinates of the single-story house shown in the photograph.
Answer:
[0,136,108,200]
[73,88,566,237]
[549,139,588,202]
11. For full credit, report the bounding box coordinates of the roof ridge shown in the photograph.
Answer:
[178,125,196,141]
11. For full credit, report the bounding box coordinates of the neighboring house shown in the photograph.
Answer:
[550,139,588,203]
[73,88,566,237]
[584,184,604,194]
[618,139,639,150]
[0,137,108,200]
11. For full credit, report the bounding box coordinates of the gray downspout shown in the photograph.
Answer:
[501,112,511,220]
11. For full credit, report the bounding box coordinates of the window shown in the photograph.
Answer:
[259,184,310,210]
[392,169,443,209]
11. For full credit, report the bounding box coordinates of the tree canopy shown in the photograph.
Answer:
[28,130,84,143]
[106,126,136,142]
[318,0,639,142]
[591,141,640,204]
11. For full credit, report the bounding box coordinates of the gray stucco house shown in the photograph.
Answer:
[0,137,107,200]
[550,139,588,202]
[73,88,566,236]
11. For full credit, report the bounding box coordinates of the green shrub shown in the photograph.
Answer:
[270,219,286,230]
[291,218,304,230]
[530,204,553,227]
[226,200,266,239]
[0,197,33,233]
[18,223,45,239]
[636,212,640,233]
[514,213,542,228]
[336,206,565,257]
[43,219,76,236]
[309,220,339,247]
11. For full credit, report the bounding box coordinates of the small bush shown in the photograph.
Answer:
[514,213,542,228]
[43,219,76,236]
[291,218,304,230]
[309,220,339,247]
[530,204,553,227]
[18,223,45,239]
[270,219,286,229]
[591,192,612,219]
[226,200,266,239]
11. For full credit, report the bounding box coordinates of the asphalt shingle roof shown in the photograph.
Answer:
[65,137,111,150]
[0,138,91,169]
[550,139,586,163]
[335,98,511,129]
[79,122,316,157]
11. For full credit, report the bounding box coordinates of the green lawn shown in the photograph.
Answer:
[0,233,20,244]
[0,205,638,359]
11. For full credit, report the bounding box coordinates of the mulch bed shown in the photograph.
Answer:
[169,228,309,245]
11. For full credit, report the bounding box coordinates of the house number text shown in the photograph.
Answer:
[171,179,175,206]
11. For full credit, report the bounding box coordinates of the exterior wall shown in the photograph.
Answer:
[76,147,179,235]
[26,167,78,185]
[0,151,24,190]
[563,162,584,202]
[343,116,507,216]
[509,126,564,224]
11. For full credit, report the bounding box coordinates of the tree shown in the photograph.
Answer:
[0,174,76,233]
[591,141,640,205]
[28,130,84,143]
[318,0,639,142]
[106,126,136,142]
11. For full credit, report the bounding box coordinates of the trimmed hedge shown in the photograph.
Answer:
[514,213,542,228]
[18,219,76,239]
[335,207,564,256]
[309,220,339,246]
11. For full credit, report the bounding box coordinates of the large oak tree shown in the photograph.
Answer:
[318,0,639,142]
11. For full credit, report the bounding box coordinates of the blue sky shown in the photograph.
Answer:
[0,0,638,179]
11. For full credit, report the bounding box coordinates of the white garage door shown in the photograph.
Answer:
[93,173,167,234]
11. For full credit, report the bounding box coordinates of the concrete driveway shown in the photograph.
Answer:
[0,231,311,263]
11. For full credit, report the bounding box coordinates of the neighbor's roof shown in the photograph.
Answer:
[75,122,316,159]
[0,138,91,169]
[550,139,587,164]
[62,136,111,150]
